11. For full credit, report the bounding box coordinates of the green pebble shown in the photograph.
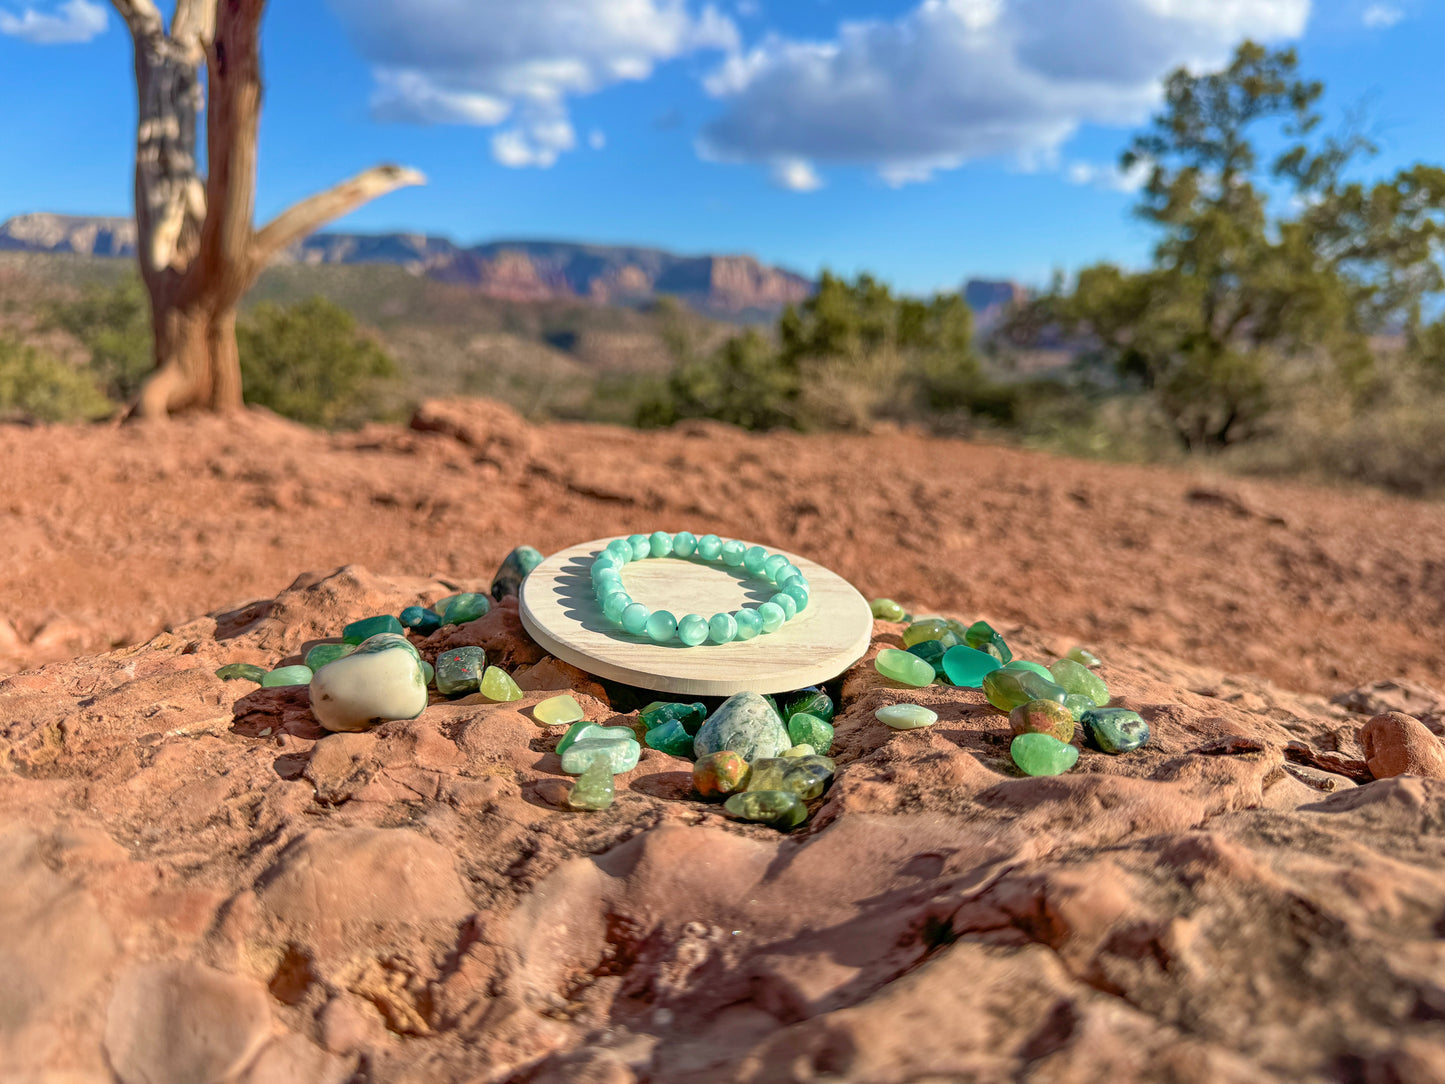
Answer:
[1049,658,1110,708]
[965,620,1014,664]
[875,703,938,729]
[1067,646,1103,668]
[906,640,950,679]
[941,645,1003,688]
[398,606,442,635]
[1063,693,1096,717]
[561,736,641,775]
[645,720,696,758]
[709,612,738,644]
[342,614,405,645]
[678,613,709,646]
[1003,660,1054,680]
[421,660,435,685]
[724,789,807,829]
[982,668,1068,712]
[1010,733,1080,776]
[567,759,615,810]
[1080,708,1150,753]
[261,664,312,688]
[782,744,815,757]
[901,618,960,649]
[786,712,834,754]
[875,647,936,687]
[622,603,652,636]
[557,721,632,755]
[479,666,523,702]
[440,592,491,625]
[640,701,708,735]
[533,694,585,726]
[747,755,836,800]
[215,663,266,683]
[693,692,790,762]
[870,598,907,621]
[435,646,486,696]
[779,687,835,723]
[304,643,355,671]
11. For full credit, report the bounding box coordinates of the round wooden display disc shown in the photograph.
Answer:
[518,536,874,696]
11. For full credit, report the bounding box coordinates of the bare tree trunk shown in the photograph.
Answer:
[110,0,424,419]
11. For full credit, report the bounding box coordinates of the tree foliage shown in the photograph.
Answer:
[47,275,153,402]
[0,337,112,423]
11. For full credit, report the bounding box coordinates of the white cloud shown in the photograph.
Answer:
[700,0,1310,186]
[327,0,738,169]
[1064,158,1150,192]
[771,157,823,191]
[588,129,606,150]
[0,0,106,44]
[1362,3,1403,27]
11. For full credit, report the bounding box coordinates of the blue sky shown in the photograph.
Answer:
[1,0,1442,293]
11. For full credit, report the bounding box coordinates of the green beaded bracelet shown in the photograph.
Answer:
[592,531,810,646]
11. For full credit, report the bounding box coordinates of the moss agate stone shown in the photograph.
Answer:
[1081,708,1150,753]
[533,693,585,727]
[1049,658,1110,707]
[1010,733,1080,776]
[1067,646,1103,668]
[561,735,641,775]
[435,646,486,697]
[787,712,834,754]
[875,648,935,688]
[694,751,750,797]
[309,644,427,733]
[640,701,708,735]
[747,755,836,800]
[480,666,523,702]
[1009,699,1076,743]
[941,645,1003,688]
[875,703,938,730]
[870,598,907,621]
[645,720,696,758]
[216,663,266,683]
[398,606,441,635]
[304,643,355,671]
[780,687,835,724]
[965,620,1013,664]
[693,691,790,762]
[567,759,614,811]
[724,790,807,829]
[440,592,491,626]
[342,614,405,645]
[262,665,313,688]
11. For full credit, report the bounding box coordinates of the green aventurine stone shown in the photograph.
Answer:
[567,759,614,811]
[1010,733,1080,776]
[398,606,441,635]
[640,701,708,735]
[724,790,807,829]
[693,750,751,797]
[1080,708,1150,753]
[779,687,835,724]
[1063,693,1096,717]
[533,694,585,726]
[907,640,949,679]
[1067,646,1103,668]
[262,664,313,688]
[875,703,938,730]
[557,721,632,756]
[342,614,405,644]
[216,663,267,683]
[747,755,836,800]
[645,720,696,758]
[901,618,958,649]
[870,598,907,621]
[436,646,486,696]
[941,645,1003,688]
[304,643,355,671]
[875,648,936,687]
[480,666,523,702]
[965,620,1013,664]
[561,736,641,775]
[982,669,1068,712]
[787,712,834,754]
[1009,699,1076,743]
[1003,660,1054,680]
[441,593,491,625]
[1049,658,1110,707]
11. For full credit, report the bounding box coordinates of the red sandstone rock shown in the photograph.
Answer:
[1360,711,1445,780]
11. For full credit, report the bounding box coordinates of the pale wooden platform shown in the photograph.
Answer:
[518,536,874,696]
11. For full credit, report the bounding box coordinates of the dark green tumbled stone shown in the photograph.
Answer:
[982,668,1068,712]
[965,620,1013,664]
[906,640,949,679]
[435,646,486,696]
[724,789,807,829]
[941,645,1003,688]
[215,662,266,683]
[640,701,708,735]
[440,592,491,626]
[492,545,545,601]
[1081,708,1150,753]
[398,606,442,635]
[645,720,696,758]
[342,614,405,644]
[304,643,355,671]
[779,687,835,724]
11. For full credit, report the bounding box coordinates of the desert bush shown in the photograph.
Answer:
[47,274,153,402]
[0,336,112,422]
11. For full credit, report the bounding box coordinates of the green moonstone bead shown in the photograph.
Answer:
[747,755,836,800]
[421,660,435,686]
[763,553,790,579]
[440,592,491,626]
[743,545,768,574]
[709,612,738,644]
[672,530,697,556]
[1011,733,1080,776]
[697,534,723,559]
[941,645,1002,688]
[724,790,807,829]
[965,620,1013,664]
[567,759,614,811]
[694,750,751,797]
[628,533,650,559]
[562,735,641,775]
[603,592,632,624]
[757,602,786,634]
[1080,708,1150,753]
[645,720,696,758]
[907,640,950,679]
[982,669,1068,712]
[622,603,652,635]
[876,703,938,729]
[398,606,441,635]
[354,633,421,662]
[901,618,954,648]
[1067,646,1103,668]
[1063,693,1096,717]
[1049,658,1110,708]
[557,721,631,755]
[770,593,798,620]
[734,608,762,640]
[645,610,677,642]
[605,539,633,563]
[480,666,523,702]
[593,570,622,595]
[216,662,267,683]
[303,643,356,672]
[342,614,405,645]
[592,553,622,574]
[262,664,313,688]
[721,540,746,566]
[678,613,709,646]
[875,648,936,687]
[435,646,486,696]
[1003,660,1054,680]
[1009,699,1076,743]
[781,583,809,611]
[646,531,670,557]
[870,598,907,621]
[640,700,708,734]
[780,687,835,724]
[787,712,834,754]
[491,545,544,601]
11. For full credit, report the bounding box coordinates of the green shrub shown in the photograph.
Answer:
[47,274,153,402]
[0,336,112,422]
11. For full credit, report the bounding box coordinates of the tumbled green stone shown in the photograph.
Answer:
[216,662,267,683]
[743,545,768,574]
[1063,693,1095,717]
[645,720,696,758]
[870,598,907,621]
[694,750,750,797]
[875,648,935,688]
[398,606,442,635]
[1049,658,1110,708]
[628,533,651,559]
[941,645,1002,688]
[724,790,807,829]
[354,633,421,661]
[1067,646,1103,668]
[907,640,949,679]
[436,646,486,696]
[783,744,815,757]
[875,703,938,729]
[603,592,632,624]
[756,602,786,634]
[480,666,523,702]
[770,593,798,621]
[1080,708,1150,753]
[262,664,313,688]
[1009,699,1076,743]
[982,669,1068,712]
[733,608,762,640]
[567,759,614,811]
[534,693,585,726]
[421,660,435,685]
[964,620,1014,664]
[492,544,544,599]
[693,692,790,762]
[901,618,957,649]
[1003,660,1054,680]
[697,534,723,559]
[672,531,698,557]
[304,643,355,671]
[645,609,677,642]
[1010,733,1080,776]
[440,592,491,626]
[747,755,836,800]
[342,614,405,644]
[709,612,738,644]
[557,721,633,756]
[787,712,834,754]
[640,700,709,735]
[622,603,652,635]
[561,735,641,775]
[678,613,709,646]
[780,687,835,724]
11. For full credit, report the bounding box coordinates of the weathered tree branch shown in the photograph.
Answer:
[170,0,215,60]
[109,0,163,37]
[251,165,427,267]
